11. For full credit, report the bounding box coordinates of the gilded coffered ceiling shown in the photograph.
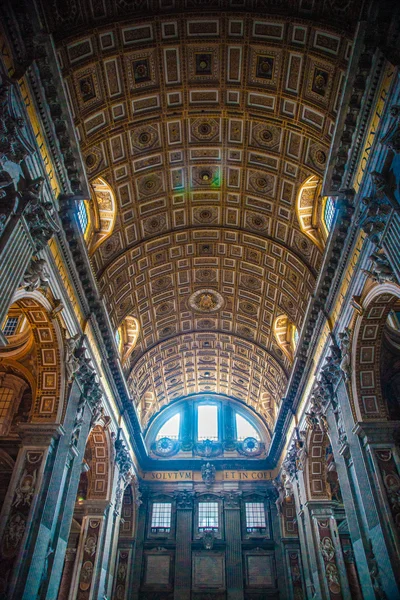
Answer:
[43,0,362,429]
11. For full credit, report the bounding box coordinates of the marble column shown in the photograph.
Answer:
[174,491,193,600]
[112,541,135,600]
[0,421,63,599]
[333,379,400,598]
[324,391,376,600]
[270,496,291,599]
[224,492,243,600]
[130,489,147,600]
[68,501,109,600]
[309,505,351,600]
[58,547,78,600]
[292,472,325,600]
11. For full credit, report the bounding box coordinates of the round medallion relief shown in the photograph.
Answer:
[188,289,224,313]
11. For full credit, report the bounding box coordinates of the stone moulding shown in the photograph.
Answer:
[269,191,355,464]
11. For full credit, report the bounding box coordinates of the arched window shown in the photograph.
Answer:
[236,413,260,441]
[2,317,19,336]
[147,395,267,459]
[273,315,299,362]
[156,413,180,440]
[116,316,140,364]
[197,404,218,440]
[115,329,121,350]
[293,326,299,349]
[296,175,325,250]
[88,177,117,255]
[77,200,89,234]
[324,196,335,232]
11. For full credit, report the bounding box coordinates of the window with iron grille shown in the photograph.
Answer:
[198,501,219,531]
[151,502,172,533]
[0,388,14,422]
[245,502,266,533]
[3,317,19,337]
[77,200,88,234]
[324,197,335,232]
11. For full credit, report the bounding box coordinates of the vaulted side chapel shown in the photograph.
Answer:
[0,0,400,599]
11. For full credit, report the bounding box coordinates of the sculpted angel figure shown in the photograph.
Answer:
[362,252,396,284]
[65,333,81,382]
[338,327,351,381]
[22,258,50,291]
[273,478,286,514]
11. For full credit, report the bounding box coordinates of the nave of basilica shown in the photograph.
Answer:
[0,0,400,598]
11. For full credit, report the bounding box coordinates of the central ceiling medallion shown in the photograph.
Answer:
[189,289,224,313]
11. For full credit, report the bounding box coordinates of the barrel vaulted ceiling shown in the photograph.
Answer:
[42,0,363,430]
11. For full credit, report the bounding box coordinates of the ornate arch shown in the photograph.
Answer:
[0,292,64,423]
[352,283,400,421]
[296,175,326,251]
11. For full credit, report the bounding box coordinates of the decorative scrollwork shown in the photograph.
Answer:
[362,250,397,284]
[193,439,223,458]
[0,80,30,165]
[22,177,60,252]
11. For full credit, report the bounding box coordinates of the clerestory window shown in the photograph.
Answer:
[236,413,260,441]
[197,404,218,440]
[324,197,335,232]
[245,502,266,533]
[198,501,219,531]
[156,413,180,440]
[151,502,172,533]
[77,200,89,234]
[2,317,19,336]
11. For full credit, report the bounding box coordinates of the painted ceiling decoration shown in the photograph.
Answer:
[43,0,364,430]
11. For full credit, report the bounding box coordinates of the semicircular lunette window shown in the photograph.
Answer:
[156,413,180,440]
[115,315,140,366]
[148,396,268,460]
[296,175,327,251]
[88,177,117,255]
[236,413,260,441]
[273,314,299,363]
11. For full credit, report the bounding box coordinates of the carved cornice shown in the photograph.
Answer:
[269,192,355,463]
[223,491,242,509]
[58,196,146,461]
[175,490,194,510]
[324,23,385,194]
